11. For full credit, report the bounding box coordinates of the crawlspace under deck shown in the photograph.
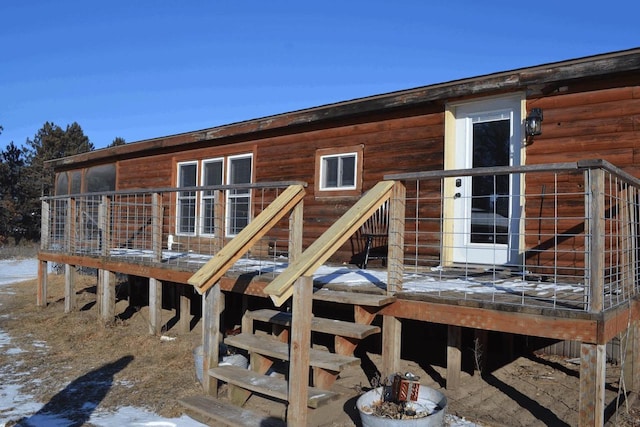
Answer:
[37,250,631,345]
[37,250,640,426]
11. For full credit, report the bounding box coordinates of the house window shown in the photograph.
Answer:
[177,161,197,234]
[315,145,363,197]
[201,159,223,235]
[227,154,253,235]
[321,154,356,189]
[175,153,253,237]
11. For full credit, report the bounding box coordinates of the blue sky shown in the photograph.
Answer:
[0,1,638,152]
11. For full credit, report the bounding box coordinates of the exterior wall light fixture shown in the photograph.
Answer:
[525,108,543,137]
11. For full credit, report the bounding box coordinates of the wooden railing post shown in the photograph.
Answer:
[382,181,405,378]
[37,199,50,307]
[289,199,304,264]
[99,195,111,256]
[202,283,223,396]
[288,276,312,426]
[67,197,76,254]
[151,193,162,261]
[586,168,605,313]
[149,193,164,335]
[214,190,225,253]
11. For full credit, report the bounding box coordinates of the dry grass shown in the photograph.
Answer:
[0,272,204,425]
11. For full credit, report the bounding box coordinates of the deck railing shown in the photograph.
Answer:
[40,181,305,279]
[41,160,640,313]
[386,159,640,312]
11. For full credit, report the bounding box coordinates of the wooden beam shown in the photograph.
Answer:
[148,278,162,335]
[447,325,462,390]
[189,184,306,293]
[380,299,599,342]
[288,276,312,426]
[265,180,395,306]
[579,343,606,427]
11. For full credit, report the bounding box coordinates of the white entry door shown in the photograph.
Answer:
[450,97,522,265]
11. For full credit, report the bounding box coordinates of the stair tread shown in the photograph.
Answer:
[179,394,286,427]
[225,333,360,372]
[246,309,380,339]
[209,365,339,409]
[312,288,395,306]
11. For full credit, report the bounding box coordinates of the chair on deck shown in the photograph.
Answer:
[351,200,389,269]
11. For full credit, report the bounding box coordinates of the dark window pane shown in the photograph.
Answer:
[86,164,116,192]
[323,157,338,188]
[341,156,355,186]
[471,119,510,244]
[56,173,69,195]
[70,171,82,194]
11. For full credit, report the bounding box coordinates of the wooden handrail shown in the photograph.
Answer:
[188,184,306,294]
[264,180,396,306]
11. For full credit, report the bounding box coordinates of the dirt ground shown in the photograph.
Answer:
[1,271,640,426]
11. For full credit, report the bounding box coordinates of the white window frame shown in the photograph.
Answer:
[226,153,253,236]
[319,152,358,191]
[200,158,224,236]
[176,161,198,236]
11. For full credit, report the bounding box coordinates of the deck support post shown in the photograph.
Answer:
[149,278,162,335]
[99,269,115,325]
[37,260,48,307]
[178,285,191,333]
[64,264,76,312]
[447,325,462,390]
[202,283,223,396]
[288,276,312,427]
[382,315,402,377]
[623,318,640,394]
[579,342,606,427]
[37,200,50,307]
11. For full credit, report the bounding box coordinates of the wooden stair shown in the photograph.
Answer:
[180,289,393,426]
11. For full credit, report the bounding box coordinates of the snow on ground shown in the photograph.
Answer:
[0,258,479,426]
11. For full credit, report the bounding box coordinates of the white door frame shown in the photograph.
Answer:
[443,94,525,266]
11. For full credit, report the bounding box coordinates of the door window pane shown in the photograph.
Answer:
[471,119,510,244]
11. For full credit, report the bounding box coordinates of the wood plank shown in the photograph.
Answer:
[264,180,395,306]
[188,184,306,293]
[245,309,380,339]
[223,333,359,372]
[179,394,286,427]
[312,288,395,307]
[208,365,339,409]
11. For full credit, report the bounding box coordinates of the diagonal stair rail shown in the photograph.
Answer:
[264,180,396,306]
[188,184,306,294]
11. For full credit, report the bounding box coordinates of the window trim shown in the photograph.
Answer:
[199,157,224,237]
[176,160,198,236]
[314,145,363,198]
[225,153,254,236]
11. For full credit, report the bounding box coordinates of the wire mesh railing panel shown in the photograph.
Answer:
[41,183,301,276]
[391,162,640,312]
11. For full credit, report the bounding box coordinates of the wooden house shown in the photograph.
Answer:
[38,48,640,426]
